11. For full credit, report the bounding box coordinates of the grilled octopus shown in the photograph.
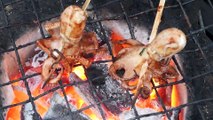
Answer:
[37,5,99,86]
[109,28,187,102]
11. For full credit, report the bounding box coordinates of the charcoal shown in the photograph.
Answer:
[119,107,161,120]
[43,93,89,120]
[69,73,102,119]
[21,103,42,120]
[88,64,131,114]
[71,63,131,116]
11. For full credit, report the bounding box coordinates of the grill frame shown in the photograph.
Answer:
[0,0,213,120]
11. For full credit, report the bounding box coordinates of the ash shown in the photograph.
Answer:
[119,107,161,120]
[31,47,48,68]
[43,93,89,120]
[21,103,36,120]
[70,63,131,118]
[87,63,131,114]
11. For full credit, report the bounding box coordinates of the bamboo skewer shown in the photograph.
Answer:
[82,0,91,11]
[149,0,166,43]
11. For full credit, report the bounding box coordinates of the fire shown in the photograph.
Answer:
[72,66,87,81]
[64,85,100,120]
[171,85,180,107]
[111,31,182,116]
[6,65,100,120]
[6,31,182,120]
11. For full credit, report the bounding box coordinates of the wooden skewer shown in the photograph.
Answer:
[149,0,166,43]
[82,0,91,11]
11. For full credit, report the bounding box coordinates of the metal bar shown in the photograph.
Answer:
[129,0,195,18]
[0,110,4,120]
[154,79,185,89]
[177,0,211,70]
[119,1,140,119]
[10,23,41,120]
[0,0,41,119]
[58,80,73,115]
[91,3,116,62]
[34,81,87,100]
[119,2,136,39]
[0,0,8,25]
[176,0,192,28]
[47,97,119,119]
[0,73,40,87]
[177,3,213,107]
[188,24,213,36]
[95,22,116,61]
[126,91,140,120]
[198,10,206,34]
[87,0,122,11]
[1,22,213,55]
[84,67,106,120]
[207,0,213,9]
[29,0,45,38]
[190,33,211,68]
[86,0,195,24]
[172,56,207,120]
[0,100,30,110]
[1,81,85,111]
[148,0,154,9]
[0,0,195,30]
[3,0,23,6]
[154,68,213,89]
[128,97,213,120]
[0,41,37,54]
[181,43,213,53]
[73,97,117,114]
[0,0,212,120]
[151,80,171,120]
[59,0,65,10]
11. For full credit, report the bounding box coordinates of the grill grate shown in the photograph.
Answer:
[0,0,213,120]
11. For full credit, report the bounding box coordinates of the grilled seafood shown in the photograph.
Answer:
[37,5,99,86]
[109,28,187,102]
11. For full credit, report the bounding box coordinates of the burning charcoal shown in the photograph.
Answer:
[21,103,42,120]
[119,107,161,120]
[72,63,131,116]
[43,93,89,120]
[88,64,131,114]
[12,69,42,93]
[69,73,102,119]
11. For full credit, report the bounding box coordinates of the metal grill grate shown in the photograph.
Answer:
[0,0,213,120]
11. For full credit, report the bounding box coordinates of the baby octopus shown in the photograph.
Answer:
[109,28,187,102]
[37,5,99,87]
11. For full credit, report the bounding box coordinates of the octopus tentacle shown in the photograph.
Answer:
[116,39,143,46]
[41,57,64,85]
[109,63,137,81]
[121,81,137,90]
[37,5,99,87]
[65,55,91,68]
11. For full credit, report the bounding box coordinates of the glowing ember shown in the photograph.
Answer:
[72,66,87,81]
[6,31,183,120]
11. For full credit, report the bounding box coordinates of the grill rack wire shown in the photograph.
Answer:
[0,0,213,120]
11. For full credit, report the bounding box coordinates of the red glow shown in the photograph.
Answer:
[6,31,182,120]
[111,31,124,55]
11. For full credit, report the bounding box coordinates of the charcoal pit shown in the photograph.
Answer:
[0,0,213,120]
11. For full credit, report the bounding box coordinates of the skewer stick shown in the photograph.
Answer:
[82,0,91,11]
[149,0,166,43]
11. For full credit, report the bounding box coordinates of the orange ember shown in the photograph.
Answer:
[72,66,87,81]
[6,31,182,120]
